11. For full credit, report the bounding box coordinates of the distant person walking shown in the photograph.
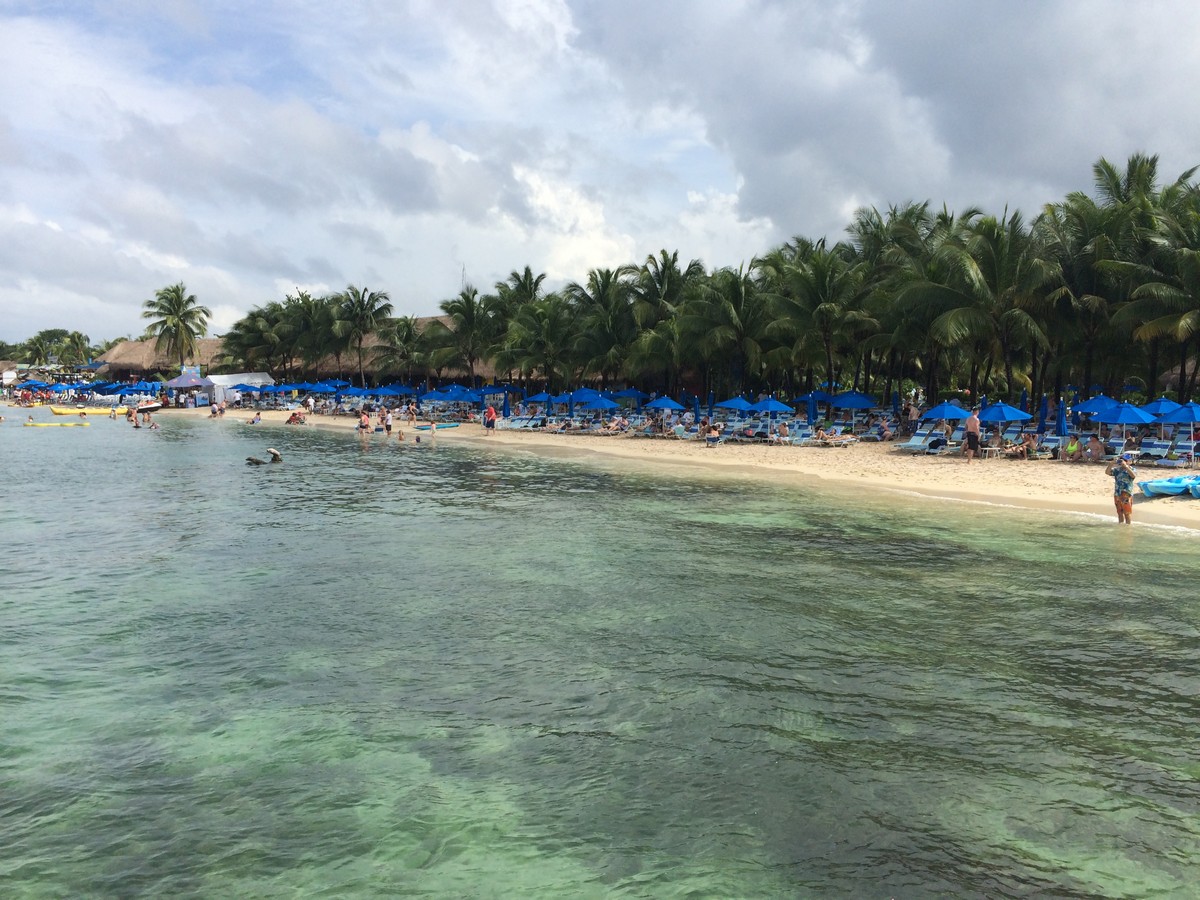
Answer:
[484,404,497,435]
[964,408,981,463]
[1105,452,1137,525]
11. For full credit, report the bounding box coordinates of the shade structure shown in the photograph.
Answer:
[751,397,794,415]
[526,391,553,404]
[1095,401,1157,442]
[892,391,901,419]
[1095,402,1156,426]
[501,394,511,418]
[1073,394,1119,417]
[1056,399,1069,437]
[1141,396,1183,416]
[807,394,818,426]
[715,396,753,411]
[920,401,970,420]
[707,390,715,420]
[164,372,211,388]
[977,401,1032,423]
[830,390,877,410]
[580,397,620,411]
[644,396,685,411]
[612,388,649,399]
[1019,388,1029,413]
[1037,395,1049,433]
[797,389,833,403]
[1156,401,1200,424]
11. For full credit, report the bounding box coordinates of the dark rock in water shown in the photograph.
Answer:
[246,456,267,466]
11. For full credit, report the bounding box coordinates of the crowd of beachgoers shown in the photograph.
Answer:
[9,378,1200,530]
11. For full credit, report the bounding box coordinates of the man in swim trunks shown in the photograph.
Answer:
[964,408,981,463]
[484,404,497,435]
[1105,452,1137,525]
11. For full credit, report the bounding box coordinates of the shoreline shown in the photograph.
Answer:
[166,407,1200,532]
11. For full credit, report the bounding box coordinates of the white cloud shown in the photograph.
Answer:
[2,1,1199,342]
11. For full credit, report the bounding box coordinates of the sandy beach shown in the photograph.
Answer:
[163,407,1200,531]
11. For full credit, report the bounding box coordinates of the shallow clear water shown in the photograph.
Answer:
[3,410,1200,897]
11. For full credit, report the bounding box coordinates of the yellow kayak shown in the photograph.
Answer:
[24,421,91,427]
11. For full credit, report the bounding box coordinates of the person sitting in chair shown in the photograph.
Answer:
[1061,434,1084,462]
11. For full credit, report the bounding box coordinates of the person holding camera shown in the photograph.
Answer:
[1105,452,1138,525]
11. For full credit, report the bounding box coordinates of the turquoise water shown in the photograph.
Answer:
[3,410,1200,897]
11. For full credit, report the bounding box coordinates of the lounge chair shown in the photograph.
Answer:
[812,426,858,447]
[895,428,933,453]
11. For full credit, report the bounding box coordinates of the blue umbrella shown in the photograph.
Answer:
[707,390,715,421]
[751,397,794,415]
[612,388,649,399]
[526,391,553,404]
[978,401,1032,423]
[715,396,753,411]
[831,390,876,409]
[693,395,702,421]
[1037,395,1049,434]
[1156,401,1200,441]
[1019,387,1029,412]
[580,397,620,411]
[644,396,685,411]
[1095,401,1157,441]
[920,401,970,420]
[1141,396,1183,416]
[1056,398,1069,437]
[1074,394,1119,416]
[807,394,818,426]
[502,393,511,418]
[797,389,833,403]
[892,390,901,419]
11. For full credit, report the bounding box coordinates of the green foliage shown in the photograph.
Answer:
[198,152,1199,402]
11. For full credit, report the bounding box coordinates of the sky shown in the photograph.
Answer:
[2,0,1200,344]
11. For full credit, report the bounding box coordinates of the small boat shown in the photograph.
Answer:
[136,402,163,414]
[24,421,91,427]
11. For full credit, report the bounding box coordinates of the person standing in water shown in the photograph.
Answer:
[1105,452,1137,525]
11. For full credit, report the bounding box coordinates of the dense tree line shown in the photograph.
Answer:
[12,154,1200,403]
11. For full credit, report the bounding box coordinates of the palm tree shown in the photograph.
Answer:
[57,331,93,366]
[333,285,392,386]
[565,268,637,386]
[896,211,1055,400]
[500,293,580,389]
[425,285,492,384]
[679,264,772,395]
[142,283,211,370]
[372,315,424,384]
[764,238,870,396]
[1114,188,1200,400]
[22,333,58,367]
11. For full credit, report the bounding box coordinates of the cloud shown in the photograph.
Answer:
[2,1,1199,343]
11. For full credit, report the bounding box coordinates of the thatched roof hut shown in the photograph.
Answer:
[96,338,224,378]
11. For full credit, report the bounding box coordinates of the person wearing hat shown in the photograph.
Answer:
[1105,452,1138,525]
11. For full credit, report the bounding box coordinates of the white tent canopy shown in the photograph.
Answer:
[205,373,275,405]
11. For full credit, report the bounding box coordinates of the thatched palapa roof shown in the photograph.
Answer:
[96,338,224,375]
